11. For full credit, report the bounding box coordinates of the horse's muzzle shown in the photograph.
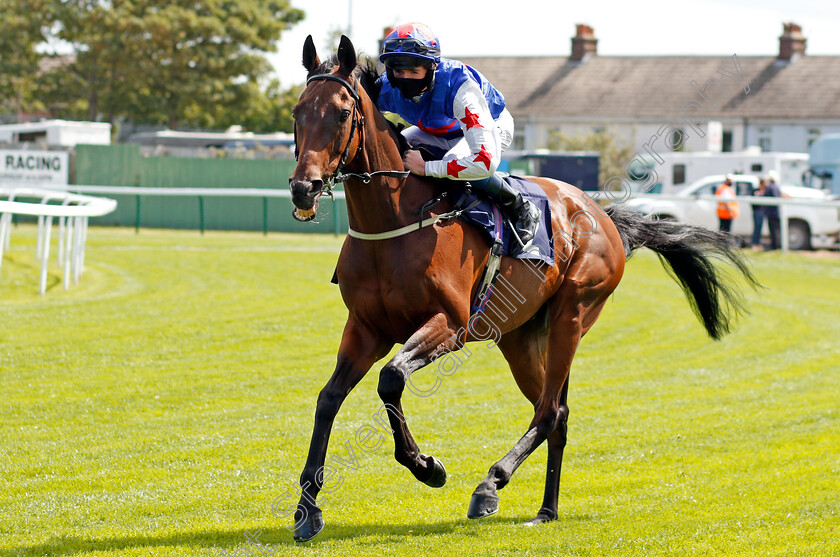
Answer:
[289,179,324,208]
[289,179,324,221]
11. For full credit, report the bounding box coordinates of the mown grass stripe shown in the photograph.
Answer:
[1,225,838,556]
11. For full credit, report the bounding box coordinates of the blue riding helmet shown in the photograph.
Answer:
[380,23,441,69]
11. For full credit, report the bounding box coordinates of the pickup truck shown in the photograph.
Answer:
[625,174,840,250]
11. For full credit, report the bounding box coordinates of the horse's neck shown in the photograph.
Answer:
[343,116,435,233]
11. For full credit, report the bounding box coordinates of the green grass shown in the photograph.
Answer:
[1,224,838,556]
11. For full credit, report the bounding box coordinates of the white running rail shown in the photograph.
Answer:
[0,186,117,295]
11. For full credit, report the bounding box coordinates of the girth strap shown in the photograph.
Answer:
[347,199,480,240]
[471,204,506,315]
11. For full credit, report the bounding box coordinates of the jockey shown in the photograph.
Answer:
[377,22,541,248]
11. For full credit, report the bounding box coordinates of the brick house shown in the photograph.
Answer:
[459,23,840,155]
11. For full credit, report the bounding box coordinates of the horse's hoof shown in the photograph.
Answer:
[422,455,447,488]
[293,508,324,542]
[525,508,557,526]
[467,488,499,519]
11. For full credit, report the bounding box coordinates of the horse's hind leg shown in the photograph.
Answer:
[488,308,568,523]
[531,379,569,524]
[468,296,582,520]
[377,312,460,487]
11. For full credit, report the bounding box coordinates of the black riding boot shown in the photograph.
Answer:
[497,179,541,247]
[472,173,541,249]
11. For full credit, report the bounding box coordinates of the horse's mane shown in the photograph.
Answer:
[306,55,410,154]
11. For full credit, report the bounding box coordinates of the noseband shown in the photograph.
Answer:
[294,72,408,196]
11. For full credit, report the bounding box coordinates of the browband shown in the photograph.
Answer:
[306,74,360,102]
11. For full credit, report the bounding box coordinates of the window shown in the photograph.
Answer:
[808,128,821,148]
[16,131,47,143]
[735,182,754,196]
[751,164,763,172]
[722,130,733,152]
[673,164,686,185]
[701,184,718,196]
[667,128,686,151]
[758,127,772,152]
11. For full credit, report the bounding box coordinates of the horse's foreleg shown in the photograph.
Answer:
[376,312,459,487]
[469,299,581,520]
[293,319,391,542]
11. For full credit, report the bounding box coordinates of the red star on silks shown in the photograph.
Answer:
[474,145,493,170]
[447,160,467,178]
[460,108,483,130]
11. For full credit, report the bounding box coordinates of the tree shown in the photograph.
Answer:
[237,79,302,133]
[39,1,141,123]
[547,129,635,189]
[37,0,304,128]
[0,0,55,119]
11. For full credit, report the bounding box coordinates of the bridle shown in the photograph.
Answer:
[293,73,409,200]
[295,70,478,242]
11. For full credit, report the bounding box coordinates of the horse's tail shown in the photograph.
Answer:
[605,204,760,340]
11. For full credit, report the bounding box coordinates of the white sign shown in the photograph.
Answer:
[0,149,69,186]
[706,121,723,153]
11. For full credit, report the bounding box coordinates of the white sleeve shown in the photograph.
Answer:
[424,80,501,180]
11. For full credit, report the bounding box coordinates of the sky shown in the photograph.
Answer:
[267,0,840,87]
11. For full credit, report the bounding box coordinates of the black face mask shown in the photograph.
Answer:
[386,68,434,99]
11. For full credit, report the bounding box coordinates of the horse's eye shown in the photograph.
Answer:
[339,109,351,122]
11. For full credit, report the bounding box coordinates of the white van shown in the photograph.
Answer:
[633,151,810,194]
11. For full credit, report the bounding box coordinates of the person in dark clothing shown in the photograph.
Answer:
[751,179,766,250]
[763,172,782,250]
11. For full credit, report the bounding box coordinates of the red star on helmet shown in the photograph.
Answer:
[460,108,483,130]
[474,145,493,170]
[411,23,436,44]
[447,160,467,178]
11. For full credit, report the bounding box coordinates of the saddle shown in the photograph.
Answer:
[447,178,555,265]
[414,144,554,261]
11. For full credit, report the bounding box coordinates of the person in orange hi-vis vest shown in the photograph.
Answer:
[715,176,740,233]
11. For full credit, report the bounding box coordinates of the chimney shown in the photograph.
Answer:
[379,26,395,54]
[778,22,806,61]
[571,24,597,62]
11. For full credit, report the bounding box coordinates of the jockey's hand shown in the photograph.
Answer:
[403,149,426,176]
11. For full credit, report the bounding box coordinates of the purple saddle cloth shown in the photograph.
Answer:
[455,175,555,267]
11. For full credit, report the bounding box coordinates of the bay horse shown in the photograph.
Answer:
[287,35,757,542]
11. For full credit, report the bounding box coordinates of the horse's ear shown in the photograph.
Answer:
[302,35,320,72]
[337,35,357,75]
